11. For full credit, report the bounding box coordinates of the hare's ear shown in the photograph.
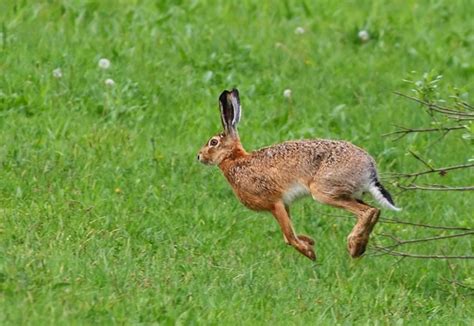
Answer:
[229,88,241,126]
[219,88,241,136]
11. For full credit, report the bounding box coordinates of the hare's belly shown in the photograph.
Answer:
[231,185,282,211]
[234,190,275,210]
[231,181,311,210]
[282,182,311,205]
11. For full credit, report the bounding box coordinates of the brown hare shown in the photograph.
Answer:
[197,89,401,261]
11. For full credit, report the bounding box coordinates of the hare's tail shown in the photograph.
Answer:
[368,180,402,211]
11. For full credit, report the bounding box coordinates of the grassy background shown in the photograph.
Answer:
[1,0,473,324]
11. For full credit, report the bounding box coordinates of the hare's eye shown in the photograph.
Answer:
[210,139,219,146]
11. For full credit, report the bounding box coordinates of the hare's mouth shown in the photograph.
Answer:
[200,160,212,166]
[197,154,211,165]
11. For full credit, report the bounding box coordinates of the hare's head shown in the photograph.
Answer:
[197,89,243,165]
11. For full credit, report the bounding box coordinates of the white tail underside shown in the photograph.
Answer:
[368,184,402,211]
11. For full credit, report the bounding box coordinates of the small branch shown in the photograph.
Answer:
[315,210,474,231]
[377,231,474,249]
[408,150,435,171]
[398,184,474,191]
[383,125,465,140]
[388,162,474,179]
[379,216,473,231]
[371,246,474,259]
[394,92,474,119]
[459,101,474,111]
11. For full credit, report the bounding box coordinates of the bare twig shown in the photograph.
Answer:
[376,231,474,249]
[316,210,474,231]
[459,101,474,111]
[372,232,474,260]
[398,184,474,191]
[394,92,474,119]
[408,150,435,170]
[383,125,465,140]
[371,246,474,259]
[388,162,474,179]
[378,216,473,231]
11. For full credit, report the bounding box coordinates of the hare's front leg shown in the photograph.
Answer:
[271,201,316,260]
[284,205,315,246]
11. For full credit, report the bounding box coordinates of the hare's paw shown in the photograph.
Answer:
[296,242,316,261]
[303,246,316,261]
[347,233,369,258]
[297,234,315,246]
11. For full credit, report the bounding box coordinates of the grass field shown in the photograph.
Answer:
[1,0,473,324]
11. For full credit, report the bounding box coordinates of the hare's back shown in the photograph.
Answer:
[253,139,373,169]
[255,139,376,189]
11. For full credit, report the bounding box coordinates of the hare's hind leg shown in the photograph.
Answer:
[271,201,316,260]
[346,204,379,257]
[309,184,379,258]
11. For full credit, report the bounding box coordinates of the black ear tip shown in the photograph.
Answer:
[219,90,230,103]
[219,88,240,104]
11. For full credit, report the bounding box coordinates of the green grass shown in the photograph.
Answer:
[1,0,473,324]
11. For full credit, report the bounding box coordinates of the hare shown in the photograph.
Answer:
[197,89,401,261]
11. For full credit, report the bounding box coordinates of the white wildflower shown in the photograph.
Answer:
[98,58,111,70]
[203,71,213,82]
[358,30,370,43]
[52,68,63,79]
[295,27,305,35]
[105,78,115,87]
[283,89,292,98]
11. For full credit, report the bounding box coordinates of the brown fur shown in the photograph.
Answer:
[198,90,394,261]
